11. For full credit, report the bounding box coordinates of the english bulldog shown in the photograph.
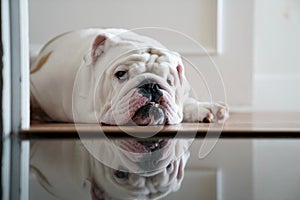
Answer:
[30,28,229,125]
[29,28,229,200]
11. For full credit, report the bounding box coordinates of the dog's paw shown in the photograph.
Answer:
[202,102,229,123]
[183,100,229,123]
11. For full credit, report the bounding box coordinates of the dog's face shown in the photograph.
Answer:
[91,154,187,200]
[88,138,191,200]
[86,32,189,125]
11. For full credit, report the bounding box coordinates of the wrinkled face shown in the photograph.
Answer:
[91,157,185,200]
[99,49,185,126]
[90,138,190,200]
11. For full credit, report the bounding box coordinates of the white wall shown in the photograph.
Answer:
[29,0,218,54]
[254,0,300,75]
[253,0,300,111]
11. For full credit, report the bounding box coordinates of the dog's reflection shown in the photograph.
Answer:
[30,139,191,200]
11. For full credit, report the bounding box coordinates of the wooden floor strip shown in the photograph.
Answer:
[22,112,300,139]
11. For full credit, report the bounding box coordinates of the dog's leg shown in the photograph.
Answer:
[183,98,229,123]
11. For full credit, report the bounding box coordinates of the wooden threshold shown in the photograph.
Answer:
[22,112,300,139]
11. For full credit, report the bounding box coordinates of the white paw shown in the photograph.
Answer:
[183,99,229,123]
[202,102,229,123]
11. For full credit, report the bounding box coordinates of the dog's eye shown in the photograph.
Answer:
[167,76,174,86]
[166,163,172,170]
[114,170,129,179]
[114,71,128,80]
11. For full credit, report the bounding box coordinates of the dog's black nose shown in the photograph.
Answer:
[138,139,163,152]
[139,83,163,103]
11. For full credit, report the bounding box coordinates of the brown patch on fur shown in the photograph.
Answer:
[30,51,52,74]
[30,94,53,123]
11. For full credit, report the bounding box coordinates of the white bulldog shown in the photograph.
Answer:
[30,28,229,125]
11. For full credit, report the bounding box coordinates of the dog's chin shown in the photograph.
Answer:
[131,103,165,126]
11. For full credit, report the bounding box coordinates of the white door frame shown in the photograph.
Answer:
[2,0,30,199]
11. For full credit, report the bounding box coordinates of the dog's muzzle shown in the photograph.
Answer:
[137,139,164,152]
[131,83,165,125]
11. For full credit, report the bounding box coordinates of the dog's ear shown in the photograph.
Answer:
[92,35,106,58]
[177,64,184,85]
[84,34,107,66]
